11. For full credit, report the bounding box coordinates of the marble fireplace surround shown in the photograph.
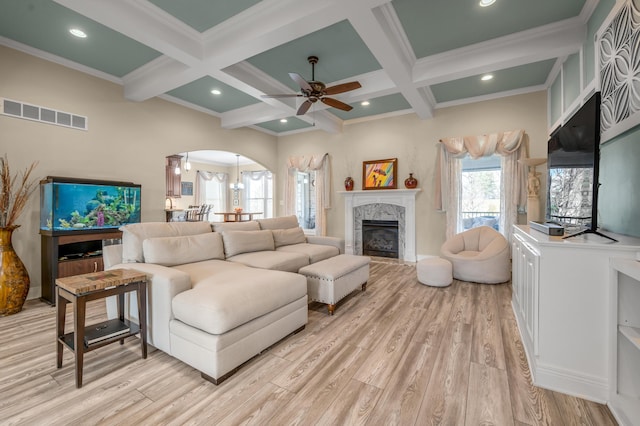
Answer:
[339,189,420,262]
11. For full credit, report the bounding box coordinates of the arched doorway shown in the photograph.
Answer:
[165,150,273,222]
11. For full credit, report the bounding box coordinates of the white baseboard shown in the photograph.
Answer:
[532,362,609,404]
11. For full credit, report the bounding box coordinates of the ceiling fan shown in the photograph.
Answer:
[262,56,362,115]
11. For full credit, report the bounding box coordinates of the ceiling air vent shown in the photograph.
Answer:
[1,98,88,131]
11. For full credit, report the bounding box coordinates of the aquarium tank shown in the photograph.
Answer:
[40,176,141,235]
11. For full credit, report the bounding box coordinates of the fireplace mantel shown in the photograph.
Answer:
[339,189,420,262]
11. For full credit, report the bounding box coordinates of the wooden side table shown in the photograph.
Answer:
[56,269,148,388]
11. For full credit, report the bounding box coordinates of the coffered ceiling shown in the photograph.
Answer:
[0,0,595,135]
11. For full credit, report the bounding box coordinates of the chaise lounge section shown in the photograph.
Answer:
[103,217,354,384]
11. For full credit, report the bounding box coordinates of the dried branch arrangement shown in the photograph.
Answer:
[0,155,39,228]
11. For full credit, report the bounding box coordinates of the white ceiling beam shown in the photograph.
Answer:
[413,17,586,86]
[118,0,394,103]
[123,56,206,101]
[221,103,290,129]
[348,3,434,119]
[201,0,346,66]
[122,0,351,102]
[52,0,202,65]
[302,111,343,133]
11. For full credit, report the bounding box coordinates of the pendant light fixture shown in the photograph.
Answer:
[184,152,191,172]
[230,154,245,190]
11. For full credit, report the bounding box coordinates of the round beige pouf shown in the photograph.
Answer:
[417,256,453,287]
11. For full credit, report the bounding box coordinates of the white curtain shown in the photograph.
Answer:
[436,129,527,242]
[242,170,273,218]
[195,170,228,210]
[285,153,331,236]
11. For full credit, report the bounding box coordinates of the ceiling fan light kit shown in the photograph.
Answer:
[262,56,361,116]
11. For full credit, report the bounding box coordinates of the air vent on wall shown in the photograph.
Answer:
[1,98,88,131]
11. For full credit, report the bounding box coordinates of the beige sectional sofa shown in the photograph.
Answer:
[104,216,345,384]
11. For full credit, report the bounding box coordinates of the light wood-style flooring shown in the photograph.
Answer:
[0,260,617,425]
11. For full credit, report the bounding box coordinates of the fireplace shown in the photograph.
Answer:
[340,189,419,262]
[362,219,399,258]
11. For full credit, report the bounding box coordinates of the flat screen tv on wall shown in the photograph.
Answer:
[546,92,616,241]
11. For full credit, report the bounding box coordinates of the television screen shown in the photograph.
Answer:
[546,92,600,230]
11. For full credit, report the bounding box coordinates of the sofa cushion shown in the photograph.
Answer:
[272,227,307,248]
[142,233,225,267]
[211,221,260,233]
[172,267,306,335]
[276,243,339,264]
[226,250,309,272]
[256,215,299,230]
[222,230,275,257]
[120,222,212,263]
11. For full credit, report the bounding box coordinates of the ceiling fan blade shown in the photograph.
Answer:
[321,97,353,111]
[261,94,302,98]
[297,99,313,115]
[289,73,312,91]
[324,81,361,95]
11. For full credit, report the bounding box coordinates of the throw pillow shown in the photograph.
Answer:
[212,221,260,233]
[120,222,213,263]
[142,232,225,266]
[222,230,275,257]
[256,215,299,230]
[272,227,307,247]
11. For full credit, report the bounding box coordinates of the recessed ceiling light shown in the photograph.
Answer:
[361,101,370,106]
[280,119,288,123]
[479,0,496,7]
[481,74,494,81]
[69,28,87,38]
[211,89,221,95]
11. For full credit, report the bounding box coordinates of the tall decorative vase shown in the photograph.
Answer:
[404,173,418,189]
[344,176,354,191]
[0,226,30,316]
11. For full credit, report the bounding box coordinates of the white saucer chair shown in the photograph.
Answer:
[440,226,510,284]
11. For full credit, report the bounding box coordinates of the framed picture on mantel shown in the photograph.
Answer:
[362,158,397,190]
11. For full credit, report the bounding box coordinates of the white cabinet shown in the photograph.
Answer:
[609,258,640,425]
[512,232,539,359]
[511,225,640,402]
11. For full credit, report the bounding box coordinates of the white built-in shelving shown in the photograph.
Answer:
[609,257,640,426]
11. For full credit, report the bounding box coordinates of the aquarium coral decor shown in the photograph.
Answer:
[40,177,141,235]
[0,155,39,315]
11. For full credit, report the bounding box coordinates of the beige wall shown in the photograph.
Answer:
[1,43,548,300]
[0,45,277,299]
[277,90,549,256]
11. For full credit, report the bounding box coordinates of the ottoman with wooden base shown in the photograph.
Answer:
[299,254,371,315]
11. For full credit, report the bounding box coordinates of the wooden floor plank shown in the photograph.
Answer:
[471,283,507,370]
[465,362,514,426]
[315,379,382,426]
[500,315,565,425]
[0,261,616,425]
[417,287,474,426]
[265,343,369,425]
[366,340,436,426]
[448,280,478,325]
[216,383,295,426]
[352,304,426,388]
